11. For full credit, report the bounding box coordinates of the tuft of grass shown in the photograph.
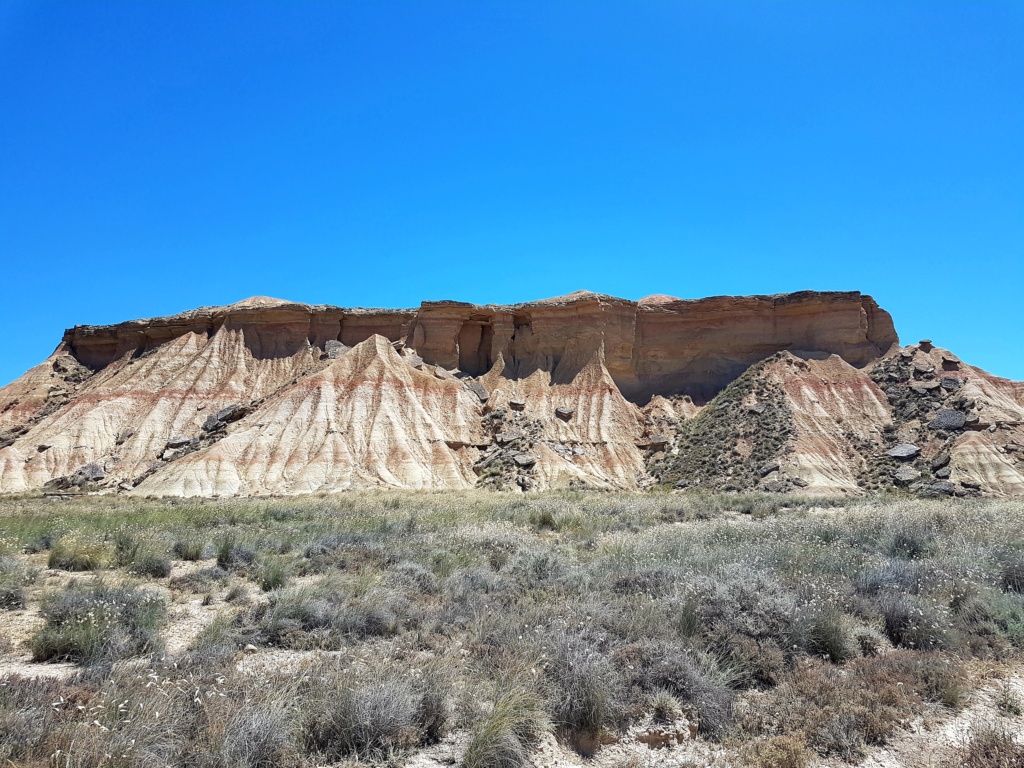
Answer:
[173,537,206,561]
[303,664,451,760]
[543,631,624,745]
[795,605,856,664]
[128,553,172,578]
[217,536,257,570]
[256,559,288,592]
[1002,558,1024,595]
[221,703,296,768]
[170,565,229,592]
[27,580,166,665]
[47,538,107,571]
[878,593,949,650]
[0,556,37,609]
[995,683,1023,717]
[461,690,549,768]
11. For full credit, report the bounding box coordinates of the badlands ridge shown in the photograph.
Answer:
[1,290,1022,497]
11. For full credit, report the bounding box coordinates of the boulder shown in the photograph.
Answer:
[646,434,670,450]
[324,340,348,360]
[75,463,106,483]
[202,414,224,432]
[509,399,526,411]
[202,403,252,432]
[759,460,781,477]
[940,377,961,391]
[935,466,952,479]
[495,433,523,447]
[914,361,935,375]
[887,443,921,460]
[513,453,537,468]
[166,435,191,449]
[924,481,956,496]
[930,450,951,471]
[960,479,982,490]
[911,381,942,394]
[763,480,787,493]
[464,380,489,402]
[555,407,575,421]
[919,339,934,352]
[792,477,809,488]
[929,410,967,431]
[893,467,922,485]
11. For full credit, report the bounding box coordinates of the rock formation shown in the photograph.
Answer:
[1,290,1022,497]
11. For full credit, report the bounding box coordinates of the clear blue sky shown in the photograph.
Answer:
[1,1,1022,386]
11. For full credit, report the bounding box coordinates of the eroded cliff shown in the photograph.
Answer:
[1,290,1021,497]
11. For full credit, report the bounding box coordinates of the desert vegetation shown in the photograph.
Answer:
[1,491,1022,766]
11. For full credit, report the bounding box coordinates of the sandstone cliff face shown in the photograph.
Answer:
[1,290,1020,497]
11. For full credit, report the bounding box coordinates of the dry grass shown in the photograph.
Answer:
[0,491,1022,766]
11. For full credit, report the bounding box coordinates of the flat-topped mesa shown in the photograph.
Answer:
[59,290,897,404]
[5,289,1024,498]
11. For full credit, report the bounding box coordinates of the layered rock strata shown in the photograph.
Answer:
[1,290,1021,497]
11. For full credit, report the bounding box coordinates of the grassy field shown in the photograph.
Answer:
[1,491,1023,767]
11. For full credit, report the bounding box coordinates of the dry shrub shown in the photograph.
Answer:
[744,734,811,768]
[950,724,1024,768]
[618,640,736,739]
[743,655,922,760]
[28,581,165,665]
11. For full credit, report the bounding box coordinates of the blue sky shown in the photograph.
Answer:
[1,0,1021,386]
